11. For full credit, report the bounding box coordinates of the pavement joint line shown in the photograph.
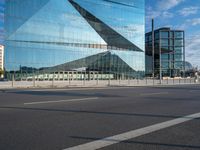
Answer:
[63,112,200,150]
[23,97,99,105]
[10,87,135,92]
[140,92,169,96]
[189,90,200,92]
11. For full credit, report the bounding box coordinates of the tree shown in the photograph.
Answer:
[0,68,4,77]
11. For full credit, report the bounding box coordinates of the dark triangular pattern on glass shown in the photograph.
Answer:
[40,51,136,76]
[68,0,142,52]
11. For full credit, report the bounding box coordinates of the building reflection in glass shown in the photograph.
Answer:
[5,0,145,80]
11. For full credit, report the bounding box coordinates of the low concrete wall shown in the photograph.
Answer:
[0,78,199,89]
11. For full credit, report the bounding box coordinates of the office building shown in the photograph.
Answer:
[145,27,185,77]
[4,0,145,81]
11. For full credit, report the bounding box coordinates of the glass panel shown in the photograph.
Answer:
[170,32,174,38]
[174,54,182,60]
[174,47,183,54]
[174,61,183,69]
[161,31,169,38]
[155,32,159,40]
[169,39,174,46]
[174,39,183,46]
[145,36,148,42]
[161,54,169,60]
[148,35,152,41]
[161,46,169,52]
[161,60,169,69]
[161,39,169,46]
[174,31,183,39]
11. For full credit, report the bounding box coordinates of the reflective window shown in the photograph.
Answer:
[161,39,169,46]
[174,39,183,46]
[170,32,174,38]
[174,47,183,54]
[174,32,183,39]
[161,31,169,38]
[155,32,159,40]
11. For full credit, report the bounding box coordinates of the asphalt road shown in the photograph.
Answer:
[0,85,200,150]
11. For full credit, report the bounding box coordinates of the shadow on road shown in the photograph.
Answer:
[9,91,123,98]
[1,106,200,120]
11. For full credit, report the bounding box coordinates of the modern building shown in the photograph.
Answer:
[185,61,193,71]
[145,27,185,77]
[0,45,4,78]
[4,0,145,81]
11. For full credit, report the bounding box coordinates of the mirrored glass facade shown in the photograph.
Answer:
[5,0,145,80]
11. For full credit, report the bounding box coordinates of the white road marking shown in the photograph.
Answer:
[140,92,169,96]
[24,97,99,105]
[64,112,200,150]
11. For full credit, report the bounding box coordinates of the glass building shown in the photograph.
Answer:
[145,28,185,77]
[4,0,145,81]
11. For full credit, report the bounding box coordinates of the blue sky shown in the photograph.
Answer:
[146,0,200,67]
[0,0,199,67]
[0,0,4,44]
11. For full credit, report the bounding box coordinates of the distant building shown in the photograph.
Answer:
[0,45,4,78]
[185,61,193,71]
[145,27,185,77]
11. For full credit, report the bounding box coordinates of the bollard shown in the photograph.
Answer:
[83,72,86,86]
[68,72,71,85]
[153,78,154,86]
[33,74,36,87]
[108,77,110,86]
[96,73,99,86]
[52,72,55,88]
[12,74,14,88]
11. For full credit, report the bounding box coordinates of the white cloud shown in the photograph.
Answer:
[187,18,200,26]
[146,7,174,21]
[157,0,184,11]
[173,18,200,30]
[146,0,184,21]
[186,33,200,67]
[162,11,174,18]
[178,7,199,16]
[146,7,160,20]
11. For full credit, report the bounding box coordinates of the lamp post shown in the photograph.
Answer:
[159,31,162,84]
[152,19,155,80]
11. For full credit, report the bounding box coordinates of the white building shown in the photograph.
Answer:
[0,45,4,78]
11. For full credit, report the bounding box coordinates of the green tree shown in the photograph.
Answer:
[0,68,4,77]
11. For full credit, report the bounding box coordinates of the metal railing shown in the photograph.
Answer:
[0,77,199,89]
